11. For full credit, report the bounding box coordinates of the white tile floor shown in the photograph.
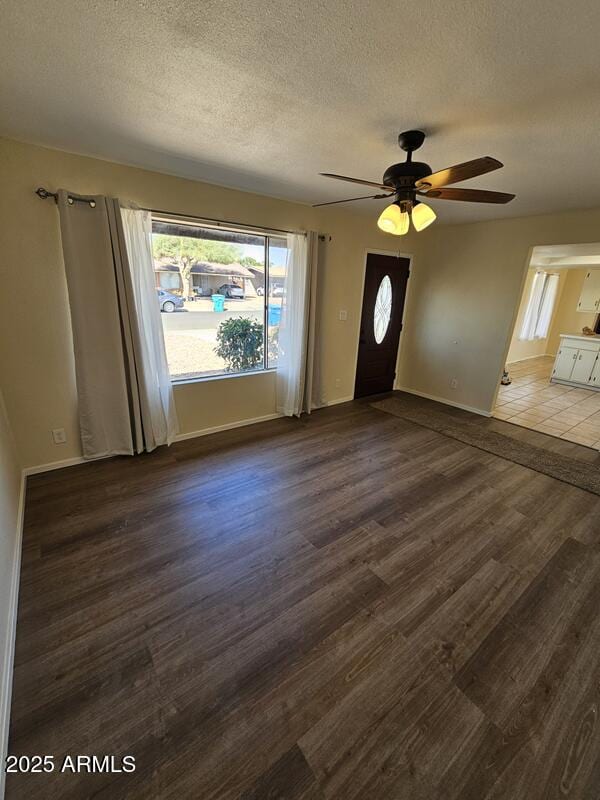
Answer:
[494,355,600,449]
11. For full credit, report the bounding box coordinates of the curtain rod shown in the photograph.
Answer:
[35,187,97,207]
[35,188,327,240]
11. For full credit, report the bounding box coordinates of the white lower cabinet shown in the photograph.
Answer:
[590,357,600,388]
[571,349,598,384]
[551,336,600,389]
[552,347,578,381]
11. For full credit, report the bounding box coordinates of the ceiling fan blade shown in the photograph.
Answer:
[415,157,503,192]
[418,187,515,203]
[320,173,393,191]
[312,193,394,207]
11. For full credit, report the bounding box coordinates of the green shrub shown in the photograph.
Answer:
[215,317,264,371]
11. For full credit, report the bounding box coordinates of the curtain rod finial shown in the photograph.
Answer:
[36,187,56,200]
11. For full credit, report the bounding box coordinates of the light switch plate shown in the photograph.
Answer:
[339,310,348,321]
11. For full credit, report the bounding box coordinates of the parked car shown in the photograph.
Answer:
[157,289,184,313]
[256,284,283,297]
[218,283,244,299]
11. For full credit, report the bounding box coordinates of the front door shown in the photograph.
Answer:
[354,253,410,398]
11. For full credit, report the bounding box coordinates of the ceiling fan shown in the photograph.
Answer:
[313,130,515,235]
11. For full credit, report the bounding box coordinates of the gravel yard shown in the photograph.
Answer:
[161,297,280,380]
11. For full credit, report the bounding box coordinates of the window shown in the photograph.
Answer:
[151,215,287,381]
[519,271,560,341]
[373,275,392,343]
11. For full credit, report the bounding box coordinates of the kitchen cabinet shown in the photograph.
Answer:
[552,346,578,381]
[589,357,600,388]
[577,270,600,312]
[571,349,598,383]
[551,335,600,389]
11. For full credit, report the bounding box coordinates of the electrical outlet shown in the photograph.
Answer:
[339,310,348,321]
[335,377,341,388]
[450,378,458,389]
[52,427,67,444]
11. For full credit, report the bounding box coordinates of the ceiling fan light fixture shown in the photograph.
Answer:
[316,130,514,225]
[377,202,409,236]
[411,201,436,232]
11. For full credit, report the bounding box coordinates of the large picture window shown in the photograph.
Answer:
[151,215,287,381]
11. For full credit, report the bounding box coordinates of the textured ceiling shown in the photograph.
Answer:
[2,0,600,223]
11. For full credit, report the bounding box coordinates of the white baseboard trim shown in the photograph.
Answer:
[23,415,286,475]
[23,455,90,476]
[506,353,555,364]
[174,412,282,442]
[319,395,354,407]
[0,473,26,800]
[394,386,492,417]
[23,401,360,475]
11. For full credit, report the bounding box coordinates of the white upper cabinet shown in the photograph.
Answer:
[577,270,600,312]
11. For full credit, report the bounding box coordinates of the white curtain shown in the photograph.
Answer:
[117,203,179,450]
[519,271,559,341]
[276,231,320,416]
[58,191,178,458]
[535,273,559,338]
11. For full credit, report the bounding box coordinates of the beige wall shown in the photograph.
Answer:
[4,135,600,467]
[0,384,23,789]
[0,137,423,468]
[505,269,567,363]
[396,207,600,414]
[546,269,598,354]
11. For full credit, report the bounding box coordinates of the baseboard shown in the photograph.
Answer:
[506,353,555,364]
[22,401,357,474]
[0,473,26,800]
[174,412,282,442]
[394,386,492,417]
[23,455,90,476]
[319,394,354,407]
[23,415,287,474]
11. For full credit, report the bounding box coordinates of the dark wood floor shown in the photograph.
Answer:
[7,398,600,799]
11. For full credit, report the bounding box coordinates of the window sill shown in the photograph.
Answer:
[172,368,277,387]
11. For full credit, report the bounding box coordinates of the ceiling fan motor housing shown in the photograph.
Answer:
[382,161,432,198]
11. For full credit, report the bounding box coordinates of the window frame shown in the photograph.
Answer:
[151,212,285,384]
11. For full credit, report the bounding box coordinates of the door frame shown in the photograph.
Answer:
[353,248,414,395]
[490,245,535,412]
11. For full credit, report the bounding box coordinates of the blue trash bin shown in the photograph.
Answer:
[212,293,225,312]
[268,303,281,326]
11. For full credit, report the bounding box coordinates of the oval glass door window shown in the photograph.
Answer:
[374,275,392,343]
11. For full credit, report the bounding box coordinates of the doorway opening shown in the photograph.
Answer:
[495,243,600,449]
[354,251,410,399]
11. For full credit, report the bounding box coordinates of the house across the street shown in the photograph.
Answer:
[154,260,255,296]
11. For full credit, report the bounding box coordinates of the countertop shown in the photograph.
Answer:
[559,333,600,342]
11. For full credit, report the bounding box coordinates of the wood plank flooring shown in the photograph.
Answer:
[6,398,600,799]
